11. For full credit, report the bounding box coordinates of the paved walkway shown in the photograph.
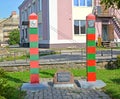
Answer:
[24,78,111,99]
[25,88,111,99]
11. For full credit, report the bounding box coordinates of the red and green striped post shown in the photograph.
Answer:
[29,13,39,84]
[86,14,96,82]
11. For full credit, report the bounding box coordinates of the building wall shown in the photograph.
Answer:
[57,0,72,40]
[94,0,120,41]
[20,1,35,45]
[49,0,94,45]
[49,0,58,43]
[113,10,120,40]
[73,7,93,43]
[19,0,95,48]
[0,12,19,42]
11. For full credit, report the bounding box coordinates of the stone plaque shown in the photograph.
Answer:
[53,70,74,87]
[57,72,70,82]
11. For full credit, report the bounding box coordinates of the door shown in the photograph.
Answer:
[108,24,114,41]
[102,25,108,41]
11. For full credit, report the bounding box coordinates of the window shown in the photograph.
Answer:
[22,29,24,38]
[38,24,43,40]
[74,0,79,6]
[28,6,31,15]
[74,20,79,34]
[32,2,36,13]
[22,12,25,21]
[25,28,28,38]
[87,0,92,6]
[74,0,92,7]
[80,0,85,6]
[38,0,42,12]
[24,10,28,20]
[74,20,86,34]
[81,20,86,34]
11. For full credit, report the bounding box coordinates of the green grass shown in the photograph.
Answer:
[97,69,120,98]
[5,69,120,99]
[0,51,58,62]
[96,46,120,50]
[0,55,28,62]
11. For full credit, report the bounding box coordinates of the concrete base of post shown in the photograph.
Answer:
[21,82,48,92]
[53,84,74,88]
[77,80,106,89]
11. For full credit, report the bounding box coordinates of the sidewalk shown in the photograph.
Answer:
[24,78,111,99]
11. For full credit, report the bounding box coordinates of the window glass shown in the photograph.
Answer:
[80,0,85,6]
[74,0,79,6]
[87,0,92,6]
[74,20,79,34]
[40,0,42,11]
[22,29,24,37]
[38,0,42,11]
[74,0,92,7]
[38,24,43,40]
[81,21,86,34]
[25,28,27,38]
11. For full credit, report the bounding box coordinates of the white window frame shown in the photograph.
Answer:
[74,20,86,35]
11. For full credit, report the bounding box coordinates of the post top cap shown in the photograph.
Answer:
[29,13,38,20]
[86,13,96,20]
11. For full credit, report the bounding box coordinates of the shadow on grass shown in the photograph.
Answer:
[40,71,54,77]
[111,78,120,85]
[4,75,25,83]
[105,89,120,99]
[104,78,120,99]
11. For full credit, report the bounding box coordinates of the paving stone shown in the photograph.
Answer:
[38,94,43,97]
[24,86,112,99]
[34,96,39,99]
[38,96,44,99]
[72,95,82,99]
[100,92,110,97]
[53,96,63,99]
[87,97,94,99]
[62,96,72,99]
[102,96,111,99]
[53,90,61,94]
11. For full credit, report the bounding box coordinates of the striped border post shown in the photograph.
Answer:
[86,14,96,82]
[29,13,39,84]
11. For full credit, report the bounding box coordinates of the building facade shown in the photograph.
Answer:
[19,0,120,48]
[95,0,120,47]
[0,11,19,43]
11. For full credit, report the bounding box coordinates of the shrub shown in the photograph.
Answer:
[8,29,20,45]
[115,55,120,68]
[0,68,6,77]
[0,68,15,99]
[0,95,6,99]
[105,55,120,69]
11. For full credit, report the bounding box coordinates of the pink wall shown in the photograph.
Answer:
[57,0,72,40]
[94,0,120,39]
[95,20,102,40]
